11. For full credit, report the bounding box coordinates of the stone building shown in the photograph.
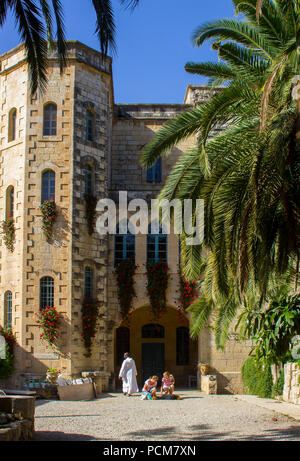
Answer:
[0,42,251,393]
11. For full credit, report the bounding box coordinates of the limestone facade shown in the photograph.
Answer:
[0,42,251,393]
[283,363,300,405]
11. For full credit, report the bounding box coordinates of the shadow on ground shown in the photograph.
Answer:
[125,423,300,441]
[33,431,105,441]
[33,422,300,441]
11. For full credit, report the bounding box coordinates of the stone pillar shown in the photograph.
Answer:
[283,363,300,405]
[81,371,111,395]
[201,375,217,394]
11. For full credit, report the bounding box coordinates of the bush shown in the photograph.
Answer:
[0,346,14,380]
[272,369,284,397]
[242,357,273,398]
[0,326,16,380]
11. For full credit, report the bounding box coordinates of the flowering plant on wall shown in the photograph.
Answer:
[146,261,169,321]
[81,297,100,357]
[0,326,16,379]
[115,258,137,324]
[1,217,15,252]
[177,272,198,323]
[0,326,16,356]
[38,306,60,347]
[84,194,97,235]
[40,199,57,242]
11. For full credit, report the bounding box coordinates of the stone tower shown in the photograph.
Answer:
[0,42,113,385]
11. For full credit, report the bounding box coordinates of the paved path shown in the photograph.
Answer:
[235,395,300,421]
[33,391,300,441]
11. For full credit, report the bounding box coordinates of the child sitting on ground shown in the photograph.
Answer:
[141,375,158,400]
[160,371,175,395]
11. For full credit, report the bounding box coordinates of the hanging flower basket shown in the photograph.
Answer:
[146,261,169,321]
[177,272,198,323]
[46,368,59,384]
[198,363,210,375]
[0,326,16,357]
[37,306,60,347]
[115,258,137,324]
[84,194,97,235]
[40,199,57,242]
[1,217,15,252]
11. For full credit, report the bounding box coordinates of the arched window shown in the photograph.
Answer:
[147,157,162,183]
[116,327,130,365]
[6,186,14,218]
[114,221,135,267]
[176,327,190,365]
[43,103,57,136]
[84,164,94,195]
[4,291,12,329]
[8,108,17,142]
[84,266,94,298]
[147,223,167,263]
[40,277,54,310]
[86,110,95,142]
[142,324,164,338]
[41,170,55,203]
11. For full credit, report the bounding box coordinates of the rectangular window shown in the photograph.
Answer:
[42,171,55,203]
[147,158,162,183]
[84,267,93,298]
[40,277,54,310]
[4,292,12,330]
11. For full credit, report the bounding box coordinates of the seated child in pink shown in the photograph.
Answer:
[161,371,175,395]
[141,376,158,400]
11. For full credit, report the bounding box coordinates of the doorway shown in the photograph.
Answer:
[142,343,165,386]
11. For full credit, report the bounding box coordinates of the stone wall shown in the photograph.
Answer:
[0,45,28,379]
[0,395,35,441]
[108,105,197,381]
[198,328,253,394]
[69,52,112,377]
[283,362,300,405]
[0,42,113,386]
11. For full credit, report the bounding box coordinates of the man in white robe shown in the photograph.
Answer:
[118,352,139,396]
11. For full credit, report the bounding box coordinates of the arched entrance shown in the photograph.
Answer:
[114,305,198,388]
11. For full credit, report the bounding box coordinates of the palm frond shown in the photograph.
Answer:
[187,296,214,339]
[91,0,116,56]
[120,0,140,9]
[140,105,207,167]
[192,19,273,60]
[51,0,66,71]
[0,0,9,27]
[14,0,48,95]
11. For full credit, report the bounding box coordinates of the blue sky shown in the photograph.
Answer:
[0,0,237,103]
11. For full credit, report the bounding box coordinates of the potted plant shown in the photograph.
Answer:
[46,367,60,384]
[198,363,210,375]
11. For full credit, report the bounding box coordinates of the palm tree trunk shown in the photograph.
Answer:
[294,77,300,293]
[295,252,299,293]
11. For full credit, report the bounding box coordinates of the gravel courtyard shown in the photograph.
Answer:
[33,391,300,441]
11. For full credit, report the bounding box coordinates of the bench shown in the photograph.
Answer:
[1,389,37,396]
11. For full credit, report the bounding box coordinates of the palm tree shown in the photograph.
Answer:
[0,0,140,95]
[141,0,300,345]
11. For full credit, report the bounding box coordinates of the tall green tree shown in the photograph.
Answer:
[141,0,300,345]
[0,0,140,94]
